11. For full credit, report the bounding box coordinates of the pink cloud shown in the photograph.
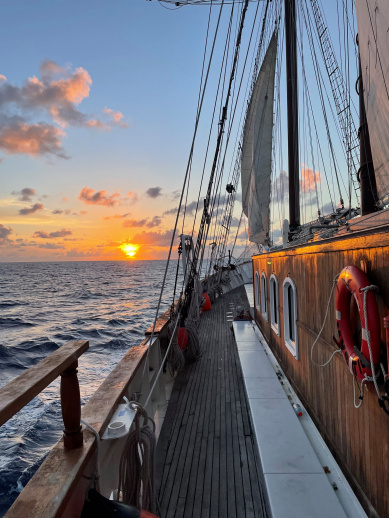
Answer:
[0,61,128,158]
[79,187,120,207]
[85,119,110,130]
[0,122,67,158]
[301,164,321,193]
[103,107,128,128]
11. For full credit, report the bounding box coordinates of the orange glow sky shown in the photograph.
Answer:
[0,1,346,262]
[0,2,225,262]
[0,1,255,263]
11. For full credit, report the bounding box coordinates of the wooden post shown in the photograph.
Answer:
[60,360,83,449]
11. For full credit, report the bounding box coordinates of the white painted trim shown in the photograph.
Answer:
[282,276,299,360]
[269,274,280,336]
[261,272,268,322]
[255,271,261,310]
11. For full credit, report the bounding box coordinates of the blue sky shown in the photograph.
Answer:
[0,0,360,261]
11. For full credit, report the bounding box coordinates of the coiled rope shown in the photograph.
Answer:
[185,318,201,361]
[118,403,157,514]
[167,320,185,373]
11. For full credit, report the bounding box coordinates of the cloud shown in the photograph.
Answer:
[0,61,128,158]
[12,187,36,201]
[123,216,162,228]
[0,62,92,127]
[65,247,101,258]
[126,191,139,205]
[163,200,197,217]
[52,209,71,215]
[272,170,288,203]
[38,242,65,249]
[0,119,67,158]
[301,164,321,193]
[19,203,44,215]
[103,107,128,128]
[104,212,131,220]
[79,187,119,207]
[131,229,174,247]
[146,187,162,199]
[123,218,148,228]
[33,228,72,238]
[146,216,162,228]
[0,224,12,244]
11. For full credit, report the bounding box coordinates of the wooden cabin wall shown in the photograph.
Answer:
[252,233,389,518]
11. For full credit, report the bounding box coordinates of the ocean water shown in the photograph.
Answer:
[0,260,182,516]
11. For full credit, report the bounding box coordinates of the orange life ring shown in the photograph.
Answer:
[335,265,381,382]
[201,292,212,312]
[178,327,189,351]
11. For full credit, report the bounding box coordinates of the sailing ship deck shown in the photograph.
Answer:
[156,286,267,518]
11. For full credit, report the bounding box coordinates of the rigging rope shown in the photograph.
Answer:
[137,0,226,392]
[310,273,342,367]
[182,0,251,321]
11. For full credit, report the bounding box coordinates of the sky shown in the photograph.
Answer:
[0,0,213,261]
[0,0,359,262]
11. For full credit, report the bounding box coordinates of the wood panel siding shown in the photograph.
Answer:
[252,233,389,518]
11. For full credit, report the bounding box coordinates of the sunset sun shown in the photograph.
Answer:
[120,243,140,258]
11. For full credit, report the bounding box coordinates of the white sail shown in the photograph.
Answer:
[355,0,389,205]
[241,31,277,244]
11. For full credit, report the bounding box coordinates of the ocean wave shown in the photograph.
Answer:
[0,317,35,329]
[0,300,27,308]
[0,259,183,514]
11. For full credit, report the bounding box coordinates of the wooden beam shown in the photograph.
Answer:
[0,340,89,427]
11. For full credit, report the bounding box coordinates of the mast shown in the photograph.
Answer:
[358,50,378,216]
[284,0,300,232]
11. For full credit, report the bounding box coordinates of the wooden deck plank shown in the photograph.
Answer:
[156,286,267,518]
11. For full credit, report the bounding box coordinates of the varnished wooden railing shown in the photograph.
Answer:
[0,340,89,449]
[4,338,151,518]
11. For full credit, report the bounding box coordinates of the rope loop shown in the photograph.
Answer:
[167,320,185,373]
[310,273,341,367]
[118,402,157,513]
[360,284,379,293]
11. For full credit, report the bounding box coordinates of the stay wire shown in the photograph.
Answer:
[138,0,226,389]
[191,3,236,236]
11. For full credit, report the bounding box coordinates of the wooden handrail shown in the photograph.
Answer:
[5,338,150,518]
[0,340,89,448]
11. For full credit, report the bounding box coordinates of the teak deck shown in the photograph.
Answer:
[156,286,267,518]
